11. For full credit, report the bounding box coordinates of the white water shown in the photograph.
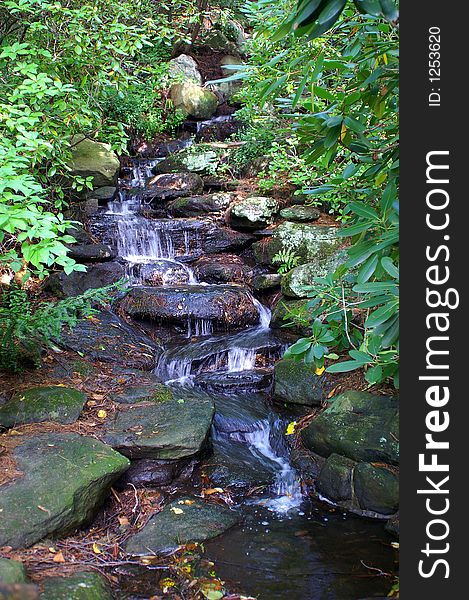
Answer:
[227,348,257,372]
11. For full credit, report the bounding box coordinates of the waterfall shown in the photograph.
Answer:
[227,348,257,372]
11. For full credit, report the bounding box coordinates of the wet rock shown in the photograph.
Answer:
[102,397,214,460]
[68,136,120,187]
[130,260,192,286]
[385,512,399,537]
[125,497,238,555]
[86,185,117,202]
[195,115,241,142]
[118,458,189,488]
[67,243,116,263]
[290,446,325,481]
[147,172,204,201]
[317,454,355,502]
[227,197,279,230]
[153,149,219,176]
[252,223,342,267]
[170,83,218,119]
[59,311,161,370]
[0,559,28,585]
[251,273,282,291]
[40,571,112,600]
[196,369,273,393]
[279,206,321,222]
[353,463,399,515]
[202,225,255,254]
[270,297,310,336]
[274,358,332,406]
[0,583,39,599]
[114,382,173,404]
[117,285,260,331]
[45,261,124,297]
[0,386,86,429]
[168,54,202,85]
[282,257,345,298]
[301,391,399,464]
[193,254,253,284]
[0,433,129,548]
[167,192,234,217]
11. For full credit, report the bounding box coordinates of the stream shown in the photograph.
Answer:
[93,154,396,599]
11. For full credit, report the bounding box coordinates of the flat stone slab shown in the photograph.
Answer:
[40,571,112,600]
[102,397,214,459]
[59,311,161,370]
[0,386,86,429]
[125,497,238,555]
[114,382,173,405]
[0,433,129,548]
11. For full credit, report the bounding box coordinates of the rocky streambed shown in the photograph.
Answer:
[0,131,398,598]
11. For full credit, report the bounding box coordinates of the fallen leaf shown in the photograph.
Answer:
[203,488,224,495]
[97,410,107,419]
[170,507,184,515]
[92,542,102,554]
[53,551,65,563]
[285,421,297,436]
[315,366,325,376]
[118,516,130,526]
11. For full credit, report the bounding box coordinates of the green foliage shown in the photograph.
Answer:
[272,249,302,274]
[0,282,125,371]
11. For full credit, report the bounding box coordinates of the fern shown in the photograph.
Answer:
[0,282,126,371]
[272,249,301,274]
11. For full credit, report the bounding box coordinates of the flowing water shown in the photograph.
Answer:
[102,156,396,599]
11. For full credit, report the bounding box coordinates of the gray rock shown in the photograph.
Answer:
[45,261,124,297]
[40,571,112,600]
[168,54,202,85]
[0,386,86,428]
[86,186,117,202]
[353,463,399,515]
[68,136,120,187]
[167,192,234,217]
[274,358,332,406]
[67,243,116,263]
[125,497,238,555]
[114,382,173,405]
[118,458,190,488]
[102,397,215,460]
[130,260,192,286]
[0,559,28,585]
[0,433,129,548]
[147,172,204,201]
[301,391,399,464]
[282,258,345,298]
[270,297,310,336]
[154,150,219,176]
[193,254,253,284]
[196,369,272,393]
[227,197,279,230]
[279,206,321,222]
[317,454,355,502]
[251,273,282,291]
[169,83,218,119]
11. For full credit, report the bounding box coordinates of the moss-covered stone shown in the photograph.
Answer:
[227,197,279,230]
[168,54,202,85]
[353,463,399,515]
[317,454,355,502]
[154,150,220,176]
[251,273,282,291]
[102,397,215,460]
[279,206,321,222]
[40,572,112,600]
[68,136,120,188]
[114,382,173,405]
[252,222,342,267]
[301,391,399,464]
[0,386,86,429]
[0,433,130,548]
[281,257,345,298]
[167,193,233,217]
[170,83,218,119]
[125,497,238,555]
[270,297,310,336]
[273,358,332,406]
[0,559,28,585]
[0,583,39,599]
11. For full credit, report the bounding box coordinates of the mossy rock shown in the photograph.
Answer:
[270,297,311,337]
[154,150,220,176]
[279,206,321,222]
[40,572,112,600]
[353,463,399,515]
[227,197,279,230]
[317,453,356,503]
[68,136,120,188]
[273,358,332,406]
[281,256,345,298]
[0,560,28,585]
[251,273,282,291]
[0,386,86,429]
[0,583,39,599]
[169,83,218,119]
[125,497,238,555]
[167,193,233,217]
[168,54,202,85]
[114,382,173,405]
[0,433,129,548]
[301,391,399,464]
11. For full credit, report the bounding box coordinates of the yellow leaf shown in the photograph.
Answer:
[339,123,347,142]
[170,507,184,515]
[92,543,102,554]
[285,421,297,436]
[315,366,325,376]
[203,487,223,495]
[97,410,107,419]
[53,551,65,563]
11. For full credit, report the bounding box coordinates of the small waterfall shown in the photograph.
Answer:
[227,348,256,372]
[117,217,175,262]
[232,420,303,514]
[187,318,213,338]
[251,295,271,329]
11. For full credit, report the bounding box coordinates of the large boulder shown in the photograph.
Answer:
[252,223,342,266]
[58,311,162,370]
[317,453,355,502]
[0,560,28,585]
[170,83,218,119]
[40,571,112,600]
[147,172,204,202]
[273,358,332,406]
[117,285,260,331]
[227,197,279,230]
[0,386,86,429]
[102,397,214,460]
[130,260,193,286]
[125,497,238,555]
[282,258,345,298]
[167,192,233,217]
[353,463,399,515]
[68,136,120,188]
[0,433,129,548]
[301,391,399,464]
[193,254,253,284]
[45,261,124,298]
[168,54,202,85]
[153,149,220,176]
